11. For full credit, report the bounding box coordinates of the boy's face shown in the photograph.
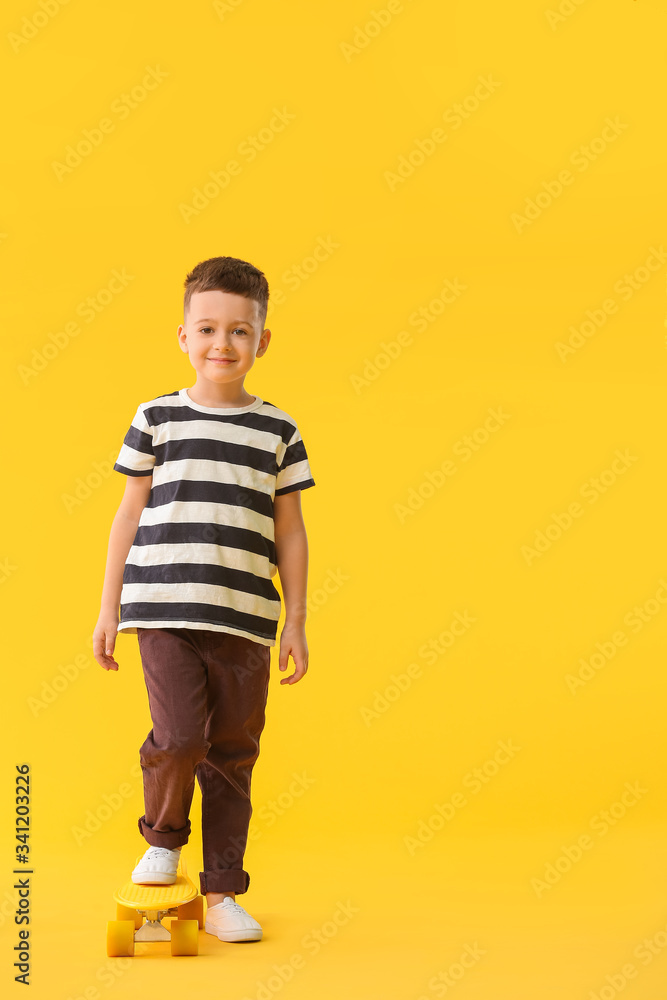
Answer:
[177,289,270,389]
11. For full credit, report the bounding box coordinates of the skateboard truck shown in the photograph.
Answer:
[134,909,174,942]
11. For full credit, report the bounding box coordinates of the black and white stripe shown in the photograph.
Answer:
[113,388,315,646]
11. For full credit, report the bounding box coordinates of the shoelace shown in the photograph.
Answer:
[145,847,179,860]
[220,898,247,914]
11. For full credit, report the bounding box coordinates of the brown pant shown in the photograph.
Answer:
[136,627,271,895]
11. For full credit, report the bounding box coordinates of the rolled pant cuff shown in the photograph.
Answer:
[199,869,250,895]
[138,815,191,849]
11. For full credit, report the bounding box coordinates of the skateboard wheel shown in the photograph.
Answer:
[116,903,142,929]
[170,918,199,956]
[177,894,204,929]
[107,920,135,957]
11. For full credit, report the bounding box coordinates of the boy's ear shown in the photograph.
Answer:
[256,329,271,356]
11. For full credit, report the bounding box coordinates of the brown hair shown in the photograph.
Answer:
[183,256,269,329]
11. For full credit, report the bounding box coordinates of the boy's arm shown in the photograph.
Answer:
[93,474,153,672]
[274,489,309,685]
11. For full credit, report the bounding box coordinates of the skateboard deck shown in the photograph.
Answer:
[107,852,204,956]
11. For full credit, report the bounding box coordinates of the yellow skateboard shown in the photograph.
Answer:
[107,852,204,957]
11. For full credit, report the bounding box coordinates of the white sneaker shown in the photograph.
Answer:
[205,897,263,942]
[131,846,182,885]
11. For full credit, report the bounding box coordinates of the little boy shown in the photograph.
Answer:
[93,255,315,943]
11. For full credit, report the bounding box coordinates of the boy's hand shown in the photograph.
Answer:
[93,618,120,671]
[278,622,309,684]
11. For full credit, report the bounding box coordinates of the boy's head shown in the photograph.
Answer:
[178,256,271,388]
[182,256,269,329]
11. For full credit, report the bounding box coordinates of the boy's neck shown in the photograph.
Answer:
[187,379,255,409]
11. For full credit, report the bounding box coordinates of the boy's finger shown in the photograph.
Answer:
[104,648,119,670]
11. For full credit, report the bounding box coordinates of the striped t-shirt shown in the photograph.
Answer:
[112,387,315,646]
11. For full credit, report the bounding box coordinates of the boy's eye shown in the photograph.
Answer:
[199,327,247,335]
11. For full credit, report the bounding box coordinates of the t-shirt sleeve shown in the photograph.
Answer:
[113,403,156,477]
[275,425,315,496]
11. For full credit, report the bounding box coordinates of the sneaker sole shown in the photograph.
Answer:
[131,871,178,885]
[205,923,262,942]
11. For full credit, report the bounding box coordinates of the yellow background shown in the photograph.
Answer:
[3,0,667,996]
